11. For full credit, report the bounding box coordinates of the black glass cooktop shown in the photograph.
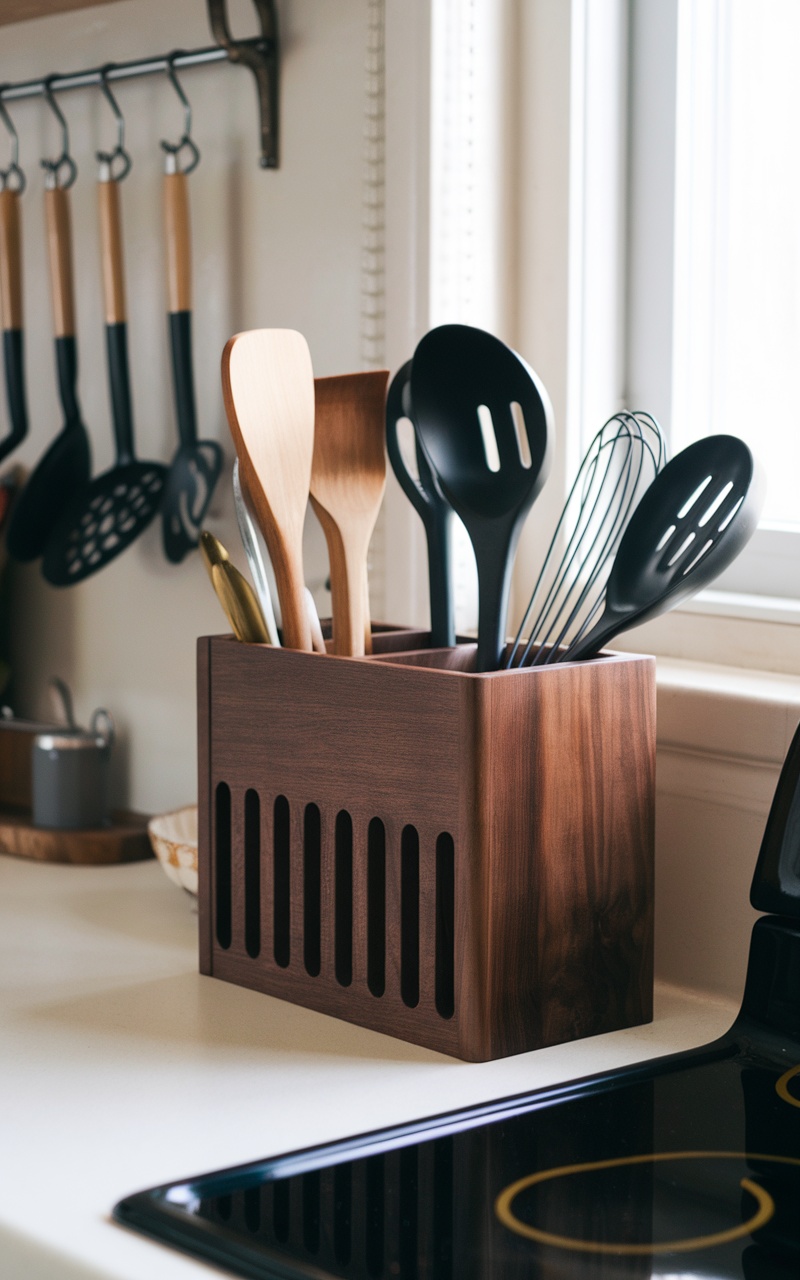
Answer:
[113,722,800,1280]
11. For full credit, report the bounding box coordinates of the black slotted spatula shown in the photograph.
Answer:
[562,434,764,662]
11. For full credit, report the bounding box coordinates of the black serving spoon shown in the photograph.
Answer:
[6,166,90,562]
[410,324,553,671]
[562,434,764,663]
[42,155,166,585]
[385,359,455,648]
[0,172,27,465]
[160,143,222,563]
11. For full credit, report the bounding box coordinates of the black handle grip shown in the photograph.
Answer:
[169,310,198,448]
[386,361,456,647]
[104,322,135,463]
[55,334,81,428]
[0,329,28,462]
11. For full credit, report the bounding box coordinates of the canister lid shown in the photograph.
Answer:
[34,731,108,752]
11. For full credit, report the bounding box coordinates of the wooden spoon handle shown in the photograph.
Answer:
[97,178,126,325]
[163,171,191,313]
[44,185,75,338]
[310,497,370,657]
[0,190,22,331]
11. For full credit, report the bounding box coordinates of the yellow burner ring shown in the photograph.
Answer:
[494,1150,800,1255]
[776,1063,800,1108]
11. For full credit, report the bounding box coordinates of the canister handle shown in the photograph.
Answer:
[90,708,115,748]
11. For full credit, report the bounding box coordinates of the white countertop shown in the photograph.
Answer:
[0,855,739,1280]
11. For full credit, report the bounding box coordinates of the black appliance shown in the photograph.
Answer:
[113,718,800,1279]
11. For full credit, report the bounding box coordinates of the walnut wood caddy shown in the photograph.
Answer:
[197,629,655,1062]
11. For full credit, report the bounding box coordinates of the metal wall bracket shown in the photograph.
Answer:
[208,0,279,169]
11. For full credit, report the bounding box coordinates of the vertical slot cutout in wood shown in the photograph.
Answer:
[367,817,386,997]
[365,1154,385,1278]
[333,1161,352,1265]
[335,809,353,987]
[273,795,291,968]
[435,832,455,1018]
[401,825,420,1007]
[244,788,261,959]
[304,803,322,977]
[214,782,232,950]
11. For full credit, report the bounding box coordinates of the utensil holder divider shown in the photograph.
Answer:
[198,628,656,1061]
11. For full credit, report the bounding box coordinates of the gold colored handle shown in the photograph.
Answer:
[163,171,191,313]
[0,190,22,331]
[97,179,126,325]
[44,185,75,338]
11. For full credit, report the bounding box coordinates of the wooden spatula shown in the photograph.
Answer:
[222,329,314,652]
[310,371,389,656]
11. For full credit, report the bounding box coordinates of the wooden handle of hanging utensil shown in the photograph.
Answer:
[0,189,22,331]
[163,170,191,313]
[97,177,127,325]
[44,185,75,338]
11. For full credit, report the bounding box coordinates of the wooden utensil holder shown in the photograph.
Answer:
[197,631,655,1062]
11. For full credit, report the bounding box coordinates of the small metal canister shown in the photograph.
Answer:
[32,710,115,830]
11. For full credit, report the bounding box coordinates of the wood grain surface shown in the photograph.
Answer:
[222,329,314,653]
[97,177,126,325]
[44,184,75,338]
[0,189,23,331]
[197,637,655,1061]
[310,371,389,657]
[162,171,191,315]
[0,808,152,864]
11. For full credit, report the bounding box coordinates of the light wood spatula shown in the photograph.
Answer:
[310,371,389,656]
[222,329,314,652]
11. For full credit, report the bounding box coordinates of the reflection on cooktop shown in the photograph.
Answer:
[113,707,800,1278]
[115,1016,800,1280]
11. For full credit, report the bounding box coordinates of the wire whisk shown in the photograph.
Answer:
[507,411,667,668]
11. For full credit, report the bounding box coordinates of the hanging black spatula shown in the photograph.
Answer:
[6,172,91,562]
[562,434,764,662]
[0,178,27,465]
[42,158,166,585]
[160,149,222,563]
[410,324,553,671]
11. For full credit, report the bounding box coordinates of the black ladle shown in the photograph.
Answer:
[159,64,222,563]
[42,154,166,585]
[562,434,764,663]
[6,165,90,562]
[385,360,455,648]
[410,324,553,671]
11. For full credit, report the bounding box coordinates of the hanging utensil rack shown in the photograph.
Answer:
[0,0,278,168]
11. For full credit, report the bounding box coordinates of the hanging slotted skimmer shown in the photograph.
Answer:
[43,108,166,585]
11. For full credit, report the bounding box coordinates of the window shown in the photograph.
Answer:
[629,0,800,599]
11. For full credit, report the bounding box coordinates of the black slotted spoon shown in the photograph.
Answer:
[410,324,553,671]
[562,434,764,662]
[42,155,166,586]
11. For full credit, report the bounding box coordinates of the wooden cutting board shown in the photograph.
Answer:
[0,808,153,865]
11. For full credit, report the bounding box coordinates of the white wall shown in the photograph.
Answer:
[1,0,378,813]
